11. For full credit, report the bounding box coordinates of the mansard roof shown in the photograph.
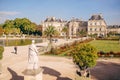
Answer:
[107,25,120,29]
[89,14,103,20]
[70,18,81,22]
[68,18,87,26]
[44,17,66,22]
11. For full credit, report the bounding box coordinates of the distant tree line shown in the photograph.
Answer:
[0,18,42,36]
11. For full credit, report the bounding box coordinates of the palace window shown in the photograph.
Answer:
[95,28,97,31]
[99,28,101,31]
[90,28,92,31]
[90,23,92,26]
[95,22,97,25]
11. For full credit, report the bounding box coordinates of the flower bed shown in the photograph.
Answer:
[45,39,93,56]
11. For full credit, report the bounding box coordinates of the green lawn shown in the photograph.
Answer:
[88,40,120,52]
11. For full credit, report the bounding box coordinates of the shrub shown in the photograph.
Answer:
[0,46,4,60]
[72,43,98,70]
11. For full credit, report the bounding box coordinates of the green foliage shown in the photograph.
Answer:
[0,27,4,36]
[88,33,97,38]
[77,30,87,37]
[33,25,42,36]
[44,26,58,43]
[3,18,37,35]
[72,43,98,69]
[44,26,58,37]
[0,46,4,60]
[62,26,68,39]
[45,39,93,56]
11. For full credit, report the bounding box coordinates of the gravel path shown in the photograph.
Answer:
[0,45,77,80]
[0,38,120,80]
[0,39,80,80]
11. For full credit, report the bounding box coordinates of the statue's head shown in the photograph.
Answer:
[32,40,35,44]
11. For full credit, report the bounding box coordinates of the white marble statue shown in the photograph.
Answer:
[27,40,39,70]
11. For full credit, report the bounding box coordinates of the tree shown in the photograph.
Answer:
[0,27,4,36]
[62,26,68,40]
[3,18,37,35]
[44,26,58,51]
[77,30,87,37]
[3,20,14,35]
[44,26,58,43]
[71,43,98,77]
[14,18,36,35]
[33,25,42,36]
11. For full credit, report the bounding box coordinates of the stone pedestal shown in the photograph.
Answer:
[23,68,43,80]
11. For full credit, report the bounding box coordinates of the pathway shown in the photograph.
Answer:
[0,38,120,80]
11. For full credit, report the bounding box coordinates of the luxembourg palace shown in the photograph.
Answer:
[41,14,120,37]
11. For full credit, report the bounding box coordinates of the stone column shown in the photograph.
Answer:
[23,68,43,80]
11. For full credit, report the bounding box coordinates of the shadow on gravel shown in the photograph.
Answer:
[91,61,120,80]
[42,66,72,80]
[7,67,24,80]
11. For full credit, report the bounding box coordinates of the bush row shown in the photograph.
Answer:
[97,51,120,57]
[45,38,120,58]
[45,39,93,56]
[0,46,4,60]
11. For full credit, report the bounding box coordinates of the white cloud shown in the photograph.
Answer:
[0,11,20,16]
[0,11,20,24]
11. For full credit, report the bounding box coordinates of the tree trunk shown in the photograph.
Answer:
[77,65,90,78]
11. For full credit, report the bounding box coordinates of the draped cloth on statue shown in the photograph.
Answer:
[27,40,39,70]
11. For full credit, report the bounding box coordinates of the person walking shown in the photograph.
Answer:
[14,46,17,54]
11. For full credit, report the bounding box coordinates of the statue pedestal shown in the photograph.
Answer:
[23,68,43,80]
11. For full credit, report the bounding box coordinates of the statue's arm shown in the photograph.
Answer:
[34,45,38,54]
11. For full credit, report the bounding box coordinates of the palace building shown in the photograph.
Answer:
[41,17,67,36]
[107,25,120,34]
[41,14,119,38]
[88,14,107,37]
[67,18,87,37]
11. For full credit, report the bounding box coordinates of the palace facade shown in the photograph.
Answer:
[107,25,120,34]
[41,17,67,36]
[41,14,119,37]
[88,14,107,37]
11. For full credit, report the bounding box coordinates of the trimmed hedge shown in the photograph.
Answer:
[0,46,4,60]
[97,51,120,57]
[45,39,93,56]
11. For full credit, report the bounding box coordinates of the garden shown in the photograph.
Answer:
[44,38,120,59]
[89,40,120,57]
[44,38,120,79]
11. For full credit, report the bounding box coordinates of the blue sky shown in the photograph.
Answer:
[0,0,120,25]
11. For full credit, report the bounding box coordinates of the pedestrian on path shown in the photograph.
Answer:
[14,46,17,54]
